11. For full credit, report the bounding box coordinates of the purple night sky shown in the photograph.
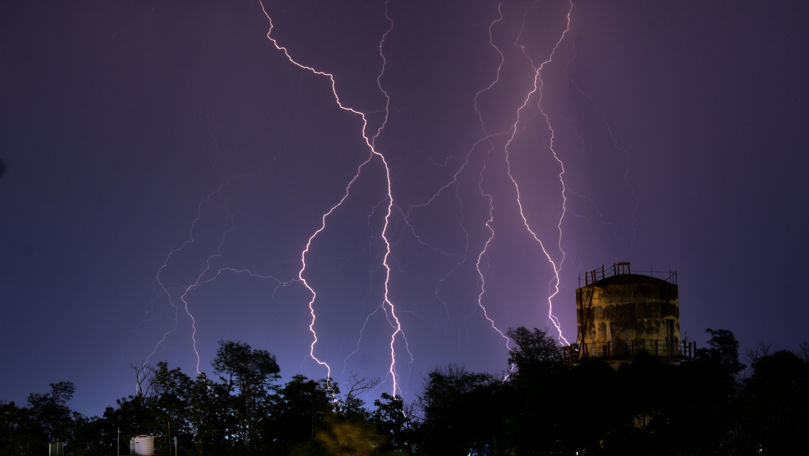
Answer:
[2,0,808,416]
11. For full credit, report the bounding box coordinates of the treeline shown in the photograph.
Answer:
[2,329,808,455]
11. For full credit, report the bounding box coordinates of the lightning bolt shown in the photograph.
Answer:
[178,220,235,374]
[345,202,420,383]
[177,217,295,375]
[147,181,296,374]
[147,183,230,365]
[258,0,405,396]
[402,0,577,371]
[404,3,515,365]
[570,79,640,246]
[472,2,516,376]
[504,0,573,345]
[143,1,579,400]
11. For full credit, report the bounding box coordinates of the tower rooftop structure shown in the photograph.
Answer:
[574,262,693,362]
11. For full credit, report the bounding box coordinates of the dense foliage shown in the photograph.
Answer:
[2,331,807,455]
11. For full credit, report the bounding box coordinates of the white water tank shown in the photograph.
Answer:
[129,435,155,456]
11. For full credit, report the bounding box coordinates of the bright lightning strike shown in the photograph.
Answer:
[258,0,405,397]
[404,2,514,362]
[471,2,516,376]
[404,0,576,369]
[504,0,573,345]
[476,152,515,381]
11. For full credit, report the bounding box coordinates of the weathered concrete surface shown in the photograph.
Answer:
[576,274,679,359]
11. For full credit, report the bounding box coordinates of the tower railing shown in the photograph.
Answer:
[562,339,697,363]
[579,262,677,287]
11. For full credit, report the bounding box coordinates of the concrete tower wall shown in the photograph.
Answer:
[576,265,679,359]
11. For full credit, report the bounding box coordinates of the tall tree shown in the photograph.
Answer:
[270,375,334,455]
[26,382,77,445]
[737,350,809,453]
[212,340,280,396]
[507,327,562,372]
[698,328,744,381]
[372,393,414,453]
[419,366,503,455]
[212,340,280,450]
[0,401,35,456]
[149,361,195,453]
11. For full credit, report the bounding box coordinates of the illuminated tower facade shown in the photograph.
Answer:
[576,262,683,360]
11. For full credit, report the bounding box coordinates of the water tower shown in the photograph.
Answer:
[576,262,687,360]
[129,435,155,456]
